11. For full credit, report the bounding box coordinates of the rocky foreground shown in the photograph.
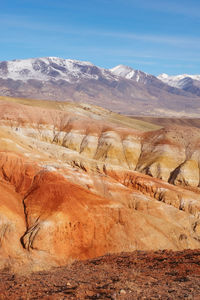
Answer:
[0,250,200,299]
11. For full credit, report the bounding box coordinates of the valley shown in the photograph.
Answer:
[0,96,200,275]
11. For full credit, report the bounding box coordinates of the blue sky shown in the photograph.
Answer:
[0,0,200,75]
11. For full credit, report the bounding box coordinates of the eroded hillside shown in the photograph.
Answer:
[0,96,200,272]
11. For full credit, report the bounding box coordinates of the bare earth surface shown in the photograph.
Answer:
[1,96,200,299]
[131,116,200,129]
[0,250,200,300]
[1,96,200,271]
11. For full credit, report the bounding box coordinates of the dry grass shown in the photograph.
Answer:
[0,96,161,132]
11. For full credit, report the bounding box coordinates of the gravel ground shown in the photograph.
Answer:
[0,250,200,299]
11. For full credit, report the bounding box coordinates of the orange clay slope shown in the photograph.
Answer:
[0,96,200,272]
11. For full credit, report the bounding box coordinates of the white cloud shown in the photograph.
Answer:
[1,13,200,49]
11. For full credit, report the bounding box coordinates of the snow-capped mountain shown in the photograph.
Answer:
[0,57,115,83]
[158,73,200,97]
[0,57,200,116]
[109,64,194,96]
[110,65,137,79]
[158,73,200,88]
[110,65,150,83]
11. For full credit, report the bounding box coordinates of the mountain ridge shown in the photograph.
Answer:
[158,72,200,97]
[0,57,200,117]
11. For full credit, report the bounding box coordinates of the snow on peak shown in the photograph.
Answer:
[42,57,94,67]
[158,73,169,79]
[4,56,199,89]
[110,64,151,83]
[110,65,135,79]
[158,73,200,88]
[0,57,105,83]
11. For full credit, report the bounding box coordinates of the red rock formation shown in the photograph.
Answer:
[0,97,200,271]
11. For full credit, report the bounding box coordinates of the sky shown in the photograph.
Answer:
[0,0,200,75]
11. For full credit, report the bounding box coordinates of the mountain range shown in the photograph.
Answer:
[158,73,200,97]
[0,57,200,116]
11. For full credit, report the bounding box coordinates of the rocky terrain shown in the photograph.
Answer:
[0,95,200,275]
[0,250,200,299]
[1,57,200,116]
